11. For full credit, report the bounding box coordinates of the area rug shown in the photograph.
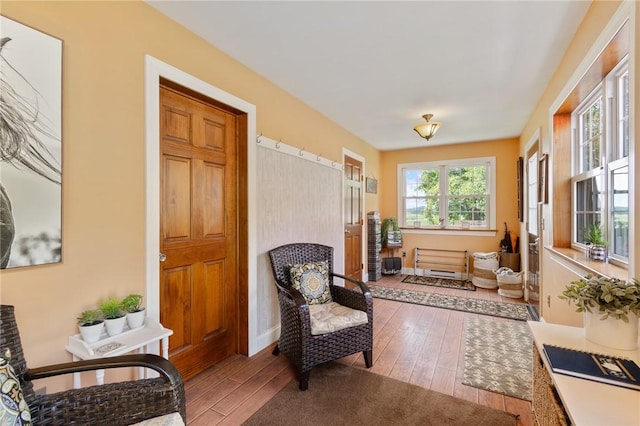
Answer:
[402,274,476,291]
[369,285,533,321]
[463,317,532,400]
[243,362,517,426]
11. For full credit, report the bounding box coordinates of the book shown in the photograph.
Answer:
[543,344,640,391]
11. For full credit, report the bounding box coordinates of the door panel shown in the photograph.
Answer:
[160,85,238,381]
[344,156,363,281]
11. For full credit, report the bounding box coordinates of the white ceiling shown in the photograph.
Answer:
[147,1,590,150]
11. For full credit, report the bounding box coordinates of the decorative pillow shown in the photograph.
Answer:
[0,349,32,425]
[289,261,332,305]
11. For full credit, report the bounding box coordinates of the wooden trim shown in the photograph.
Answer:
[552,113,572,248]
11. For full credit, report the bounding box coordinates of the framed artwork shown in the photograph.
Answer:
[365,177,377,194]
[0,16,62,268]
[538,153,548,205]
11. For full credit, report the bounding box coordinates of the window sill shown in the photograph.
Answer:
[400,227,497,237]
[545,246,629,281]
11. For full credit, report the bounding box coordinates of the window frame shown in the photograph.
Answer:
[397,157,496,230]
[570,57,629,265]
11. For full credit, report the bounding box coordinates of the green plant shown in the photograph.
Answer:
[99,297,125,319]
[583,223,606,246]
[559,275,640,322]
[122,293,144,313]
[77,309,103,326]
[381,217,401,248]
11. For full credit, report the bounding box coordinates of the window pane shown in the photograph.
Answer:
[405,170,426,196]
[575,175,602,244]
[610,166,629,258]
[447,165,486,196]
[404,197,439,226]
[449,196,486,225]
[419,169,439,196]
[619,72,629,159]
[579,99,602,172]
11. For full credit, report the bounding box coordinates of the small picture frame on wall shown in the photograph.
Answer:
[365,177,378,194]
[538,153,549,204]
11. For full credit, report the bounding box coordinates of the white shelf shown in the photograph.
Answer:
[66,317,173,360]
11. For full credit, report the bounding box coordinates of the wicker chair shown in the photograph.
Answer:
[0,304,185,425]
[268,243,373,390]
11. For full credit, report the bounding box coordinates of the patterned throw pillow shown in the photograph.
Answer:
[289,261,332,305]
[0,349,32,425]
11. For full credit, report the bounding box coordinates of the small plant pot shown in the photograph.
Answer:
[79,322,104,343]
[588,244,607,262]
[104,316,127,337]
[126,309,146,329]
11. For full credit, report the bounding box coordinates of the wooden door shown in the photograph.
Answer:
[344,155,363,281]
[159,84,238,381]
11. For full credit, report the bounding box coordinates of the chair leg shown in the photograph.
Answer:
[363,350,372,368]
[299,371,310,391]
[272,344,280,355]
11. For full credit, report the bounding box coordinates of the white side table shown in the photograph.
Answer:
[66,317,173,388]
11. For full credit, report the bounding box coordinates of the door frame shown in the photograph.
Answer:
[523,127,540,302]
[144,56,259,355]
[342,148,366,280]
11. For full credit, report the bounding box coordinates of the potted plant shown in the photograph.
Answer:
[559,275,640,350]
[99,297,127,336]
[77,309,104,343]
[122,293,145,329]
[381,217,402,248]
[583,223,607,261]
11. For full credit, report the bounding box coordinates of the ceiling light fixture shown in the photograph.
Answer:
[413,114,441,141]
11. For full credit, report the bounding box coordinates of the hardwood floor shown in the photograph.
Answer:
[185,274,535,425]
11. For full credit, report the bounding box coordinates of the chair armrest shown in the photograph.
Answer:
[275,280,308,308]
[331,272,371,296]
[24,354,186,425]
[329,273,373,314]
[25,353,181,387]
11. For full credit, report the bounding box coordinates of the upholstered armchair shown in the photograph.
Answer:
[268,243,373,390]
[0,304,185,425]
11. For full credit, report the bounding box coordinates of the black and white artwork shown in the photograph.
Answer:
[0,16,62,268]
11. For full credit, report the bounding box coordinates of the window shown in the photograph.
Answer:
[571,57,629,264]
[398,157,496,229]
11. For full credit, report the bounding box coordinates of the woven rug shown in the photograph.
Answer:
[402,274,476,291]
[463,317,532,400]
[369,285,532,321]
[243,362,517,425]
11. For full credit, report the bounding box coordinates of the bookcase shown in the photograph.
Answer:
[528,321,640,425]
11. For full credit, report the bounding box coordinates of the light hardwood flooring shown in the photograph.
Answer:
[185,274,535,425]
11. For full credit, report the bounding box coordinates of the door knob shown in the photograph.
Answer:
[159,253,167,262]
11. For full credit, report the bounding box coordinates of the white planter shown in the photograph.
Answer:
[105,316,127,337]
[126,309,146,329]
[584,311,639,350]
[79,322,104,343]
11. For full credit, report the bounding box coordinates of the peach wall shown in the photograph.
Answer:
[378,138,520,268]
[0,0,379,390]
